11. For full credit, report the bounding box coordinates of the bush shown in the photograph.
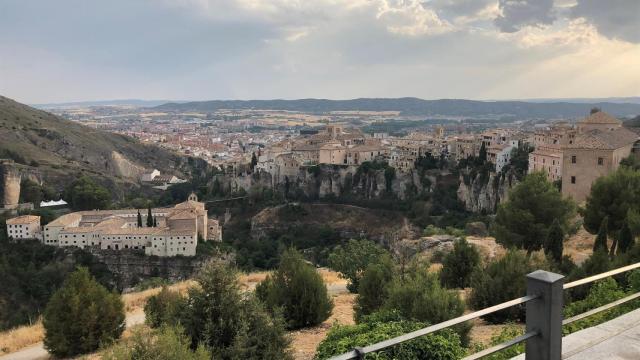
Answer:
[354,257,395,321]
[256,249,333,329]
[103,325,211,360]
[328,239,390,292]
[43,267,125,357]
[382,265,470,345]
[315,310,465,360]
[63,176,111,210]
[470,250,549,323]
[182,261,292,359]
[144,287,186,328]
[440,238,480,289]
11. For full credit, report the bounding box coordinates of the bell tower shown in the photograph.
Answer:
[188,192,198,202]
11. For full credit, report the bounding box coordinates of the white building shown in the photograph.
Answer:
[6,215,41,240]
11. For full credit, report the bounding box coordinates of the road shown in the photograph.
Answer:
[0,311,146,360]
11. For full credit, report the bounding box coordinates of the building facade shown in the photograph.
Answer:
[6,215,41,240]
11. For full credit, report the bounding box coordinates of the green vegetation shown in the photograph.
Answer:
[147,261,292,359]
[19,179,56,205]
[544,219,564,263]
[593,217,609,253]
[440,238,481,289]
[328,239,391,292]
[63,175,111,210]
[315,311,465,360]
[256,249,333,329]
[0,233,116,330]
[43,267,125,357]
[493,172,575,253]
[103,325,211,360]
[470,250,549,323]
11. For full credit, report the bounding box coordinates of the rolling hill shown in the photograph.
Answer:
[0,95,187,190]
[154,97,640,119]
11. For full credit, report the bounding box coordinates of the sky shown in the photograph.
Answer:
[0,0,639,104]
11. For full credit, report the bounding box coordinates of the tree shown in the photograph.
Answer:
[43,267,125,357]
[147,205,153,227]
[618,221,634,255]
[315,311,465,360]
[493,172,575,253]
[470,250,549,323]
[103,325,211,360]
[145,287,186,328]
[181,261,291,359]
[583,167,640,238]
[354,258,395,321]
[63,176,111,210]
[256,249,333,329]
[328,239,390,292]
[544,219,564,263]
[478,142,487,162]
[440,238,481,289]
[153,216,158,227]
[593,217,609,253]
[19,179,43,205]
[137,210,143,228]
[251,152,258,170]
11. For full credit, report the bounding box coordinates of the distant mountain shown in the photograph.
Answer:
[154,98,640,119]
[33,99,185,109]
[0,96,187,190]
[518,97,640,104]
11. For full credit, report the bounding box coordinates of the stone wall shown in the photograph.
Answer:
[0,160,21,208]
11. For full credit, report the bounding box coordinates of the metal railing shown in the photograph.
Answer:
[330,262,640,360]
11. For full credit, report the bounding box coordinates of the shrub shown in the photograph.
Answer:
[440,238,481,289]
[328,239,390,292]
[315,311,465,360]
[470,250,548,323]
[382,265,470,344]
[103,325,211,360]
[144,287,186,328]
[544,219,564,263]
[43,267,125,357]
[354,257,395,321]
[593,217,609,253]
[256,249,333,329]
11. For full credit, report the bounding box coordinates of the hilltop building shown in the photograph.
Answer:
[6,215,41,240]
[42,193,220,257]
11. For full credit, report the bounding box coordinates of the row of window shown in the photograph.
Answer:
[571,155,604,165]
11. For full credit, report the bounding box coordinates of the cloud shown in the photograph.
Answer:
[494,0,556,33]
[570,0,640,43]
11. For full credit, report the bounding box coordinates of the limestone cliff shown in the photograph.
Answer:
[457,170,518,213]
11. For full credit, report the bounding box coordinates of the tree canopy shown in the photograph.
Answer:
[63,176,111,210]
[328,239,390,293]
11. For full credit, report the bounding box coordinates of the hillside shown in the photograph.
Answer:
[0,95,186,189]
[154,97,640,118]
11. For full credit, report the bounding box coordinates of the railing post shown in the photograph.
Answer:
[525,270,564,360]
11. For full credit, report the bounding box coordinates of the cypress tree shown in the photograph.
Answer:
[593,217,608,253]
[147,205,153,227]
[544,219,564,263]
[618,221,634,254]
[153,216,158,228]
[137,210,143,228]
[478,142,487,162]
[251,152,258,169]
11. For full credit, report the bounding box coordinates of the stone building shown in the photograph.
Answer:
[487,140,517,173]
[561,111,639,202]
[6,215,41,240]
[42,193,216,257]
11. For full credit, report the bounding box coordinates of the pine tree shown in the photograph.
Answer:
[137,210,143,228]
[593,217,609,253]
[544,219,564,263]
[147,205,153,227]
[618,221,634,254]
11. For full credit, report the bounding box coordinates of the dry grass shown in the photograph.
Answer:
[122,280,195,313]
[0,321,44,355]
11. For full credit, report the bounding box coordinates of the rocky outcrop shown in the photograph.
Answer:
[110,151,147,179]
[457,170,518,213]
[0,160,20,208]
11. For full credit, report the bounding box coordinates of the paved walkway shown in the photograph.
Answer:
[514,308,640,359]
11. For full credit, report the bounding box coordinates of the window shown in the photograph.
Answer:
[571,155,576,164]
[571,176,576,184]
[598,157,604,165]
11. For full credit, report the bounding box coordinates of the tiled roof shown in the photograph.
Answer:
[579,111,622,125]
[6,215,40,225]
[567,128,638,150]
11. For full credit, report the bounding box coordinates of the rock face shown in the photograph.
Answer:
[0,160,21,208]
[110,151,147,179]
[457,171,518,213]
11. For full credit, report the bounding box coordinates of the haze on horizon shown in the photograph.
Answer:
[1,0,639,104]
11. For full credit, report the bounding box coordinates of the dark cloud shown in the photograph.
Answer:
[494,0,555,33]
[570,0,640,43]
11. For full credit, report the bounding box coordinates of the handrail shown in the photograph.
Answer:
[564,262,640,289]
[329,294,539,360]
[563,291,640,325]
[462,331,538,360]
